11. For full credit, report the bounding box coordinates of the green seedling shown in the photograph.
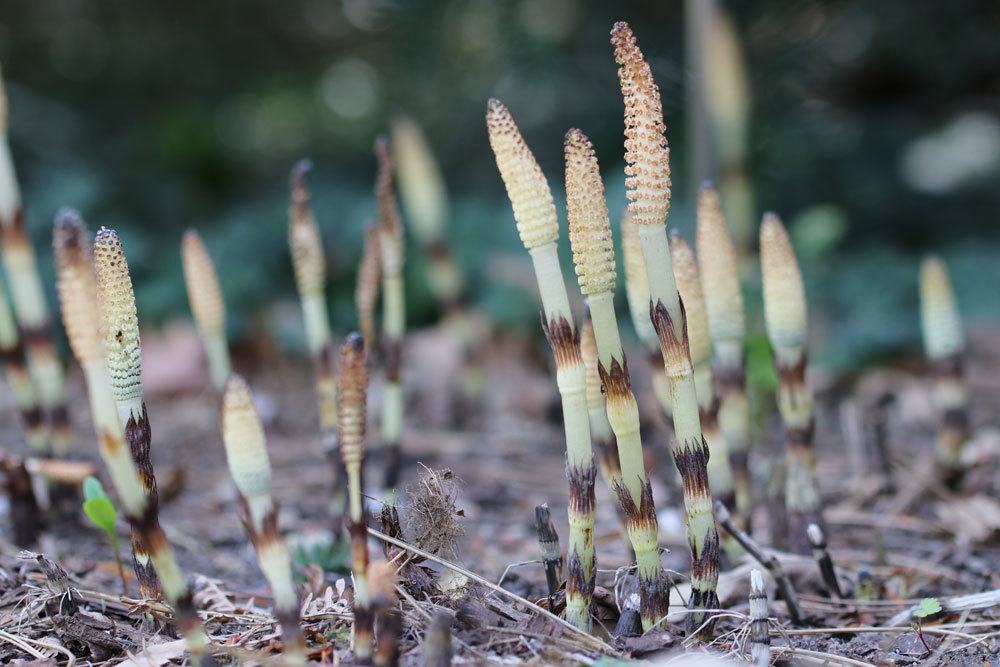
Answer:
[912,597,942,654]
[82,476,126,594]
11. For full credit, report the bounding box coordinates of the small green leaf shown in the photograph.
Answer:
[83,497,118,537]
[83,476,108,502]
[915,597,942,618]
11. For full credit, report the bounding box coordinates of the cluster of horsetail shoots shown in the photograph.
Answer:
[670,231,737,536]
[696,184,751,525]
[356,223,381,352]
[0,277,45,450]
[337,332,373,660]
[288,160,344,515]
[612,20,720,626]
[375,139,406,491]
[919,256,969,484]
[221,375,305,663]
[182,230,231,390]
[563,124,665,630]
[485,100,597,631]
[0,71,70,453]
[621,215,672,418]
[93,227,214,664]
[760,212,822,552]
[391,117,463,312]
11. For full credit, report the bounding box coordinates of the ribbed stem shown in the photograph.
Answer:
[203,334,231,390]
[637,225,720,631]
[749,569,770,666]
[380,272,404,489]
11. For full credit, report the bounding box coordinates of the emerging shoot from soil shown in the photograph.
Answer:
[0,70,71,452]
[337,332,373,660]
[696,185,750,525]
[222,375,305,663]
[612,20,720,630]
[182,230,231,389]
[760,212,822,553]
[563,125,664,630]
[749,569,770,666]
[375,138,407,491]
[919,256,969,484]
[486,100,597,631]
[93,226,214,664]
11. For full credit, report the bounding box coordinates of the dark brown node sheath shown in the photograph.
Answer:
[374,608,401,667]
[533,504,561,604]
[347,516,373,663]
[125,404,162,599]
[1,457,42,545]
[807,524,843,599]
[612,477,671,623]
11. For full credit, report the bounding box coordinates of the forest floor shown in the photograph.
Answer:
[0,321,998,665]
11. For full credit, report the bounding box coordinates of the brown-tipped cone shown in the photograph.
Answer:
[93,227,143,403]
[391,116,448,242]
[288,159,326,296]
[53,208,102,363]
[696,184,745,343]
[611,21,671,227]
[485,99,559,250]
[760,213,806,350]
[182,230,225,338]
[564,129,616,296]
[920,256,964,361]
[669,232,710,367]
[337,333,368,472]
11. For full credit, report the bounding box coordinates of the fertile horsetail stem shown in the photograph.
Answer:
[622,214,671,417]
[612,20,720,630]
[0,278,45,450]
[391,117,463,311]
[534,503,562,607]
[806,523,843,598]
[93,227,214,664]
[580,315,622,493]
[92,227,161,600]
[696,184,750,525]
[919,256,969,484]
[670,232,737,540]
[356,223,381,353]
[182,230,230,389]
[375,139,406,491]
[0,71,69,452]
[337,332,373,660]
[749,569,770,666]
[288,160,344,517]
[486,100,596,631]
[563,125,666,630]
[760,213,822,552]
[222,376,305,663]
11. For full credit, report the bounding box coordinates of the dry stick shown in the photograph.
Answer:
[367,527,618,655]
[562,126,663,631]
[374,139,406,492]
[221,376,306,664]
[919,256,969,487]
[534,503,562,608]
[92,227,215,665]
[391,117,463,314]
[806,523,843,599]
[621,214,671,418]
[760,213,823,553]
[182,230,231,390]
[0,72,69,453]
[670,231,737,548]
[356,223,382,356]
[697,185,751,526]
[612,21,720,632]
[748,569,770,667]
[287,160,344,522]
[485,101,596,631]
[338,332,374,662]
[714,501,803,626]
[0,276,45,450]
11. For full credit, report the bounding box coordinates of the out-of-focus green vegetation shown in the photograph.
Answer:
[1,0,998,368]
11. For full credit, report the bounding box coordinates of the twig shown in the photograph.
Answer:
[771,645,876,666]
[715,501,804,625]
[367,527,618,655]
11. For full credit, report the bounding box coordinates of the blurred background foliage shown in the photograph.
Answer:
[1,0,999,369]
